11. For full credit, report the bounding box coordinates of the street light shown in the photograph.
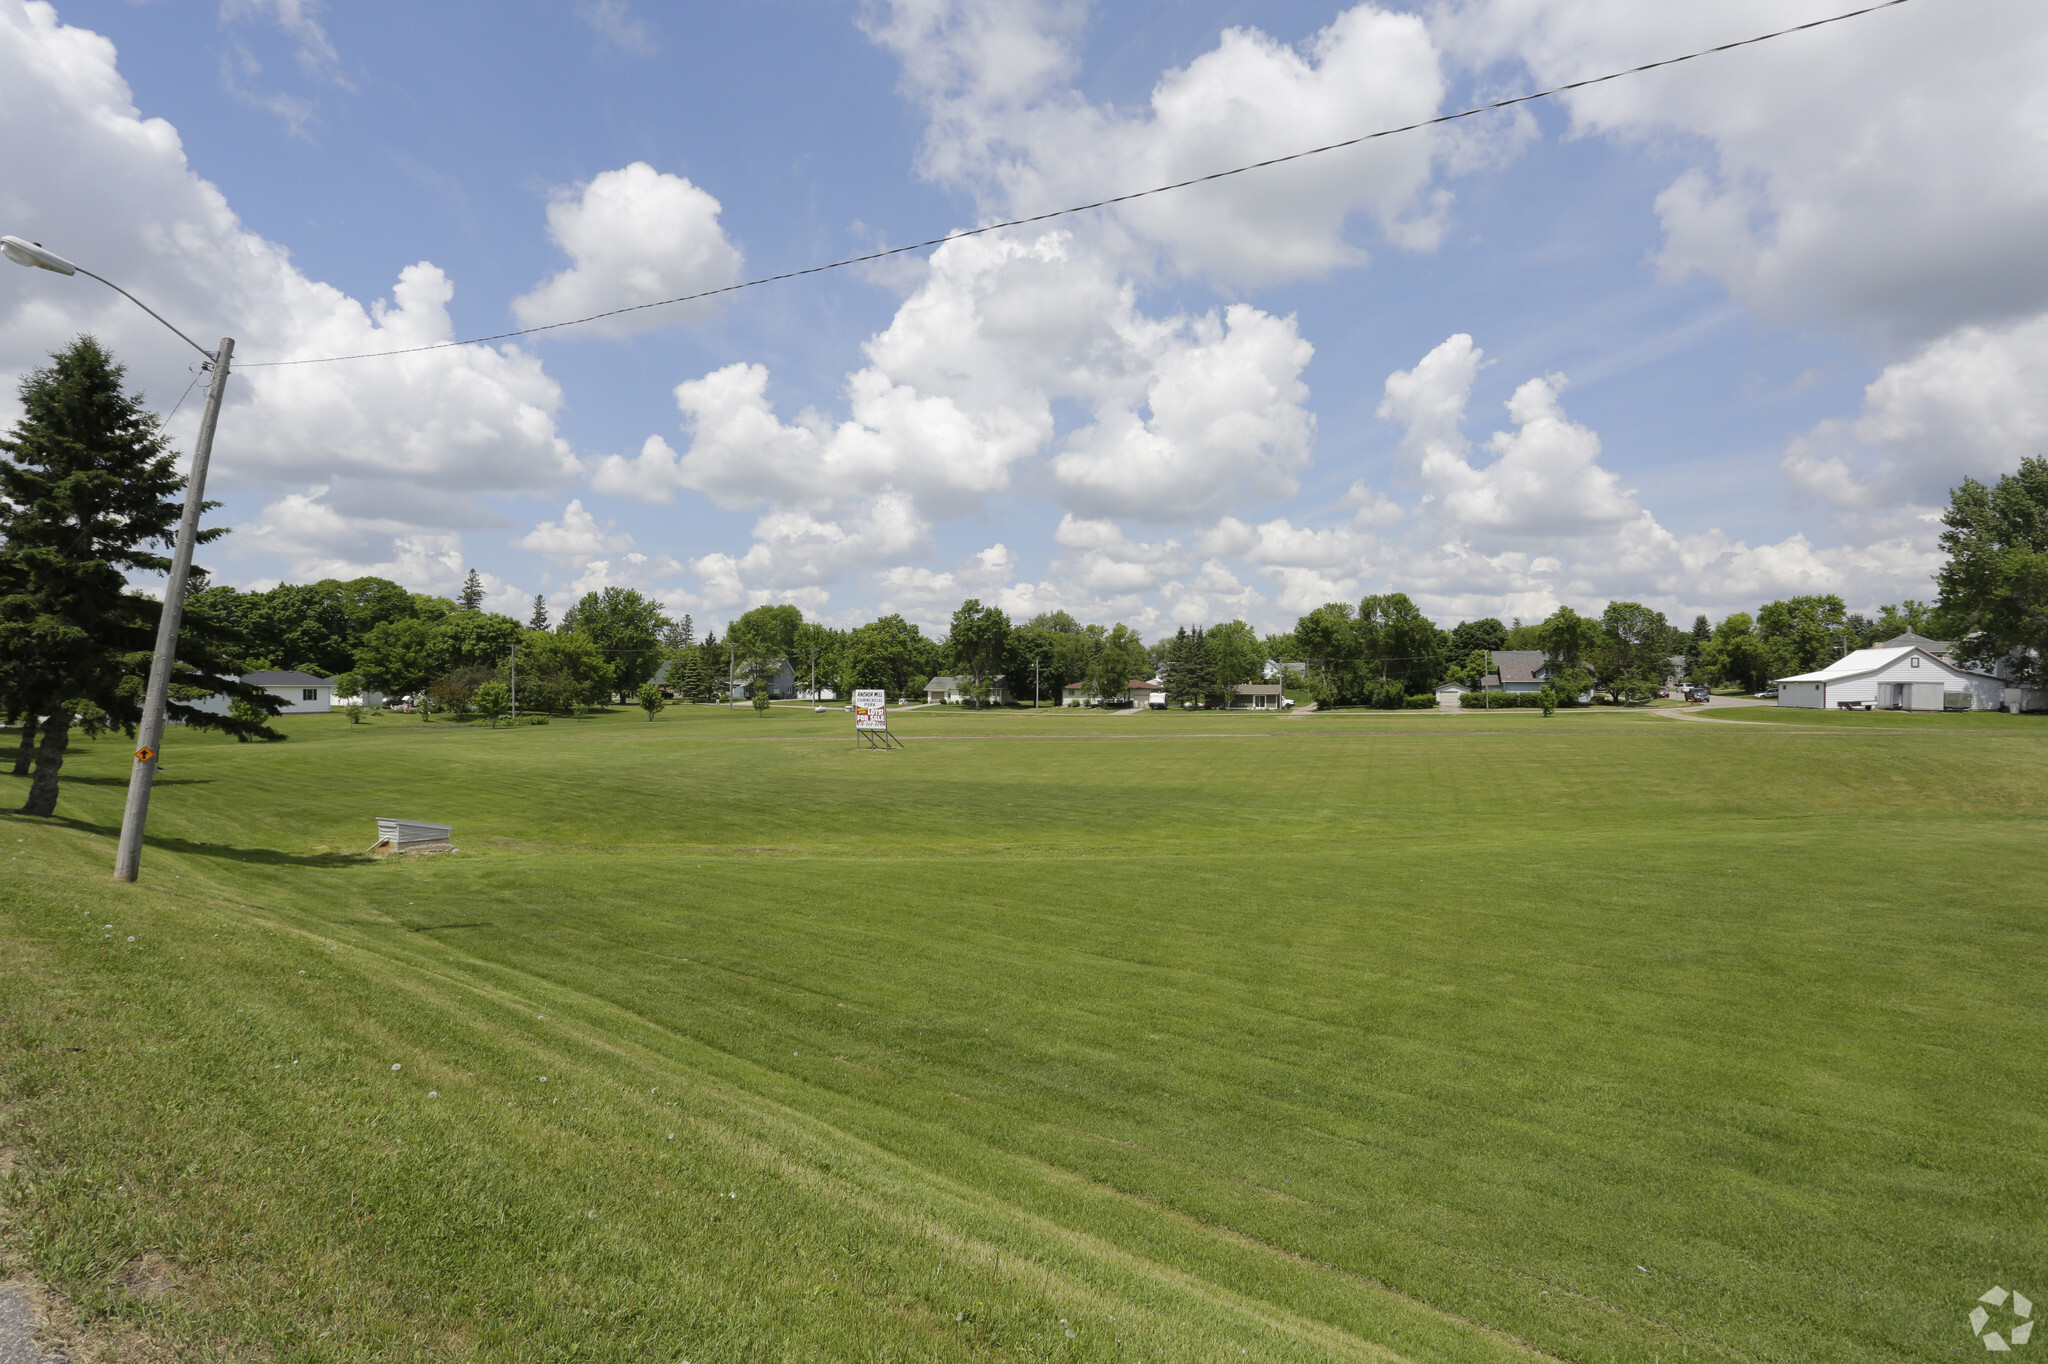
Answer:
[3,234,235,884]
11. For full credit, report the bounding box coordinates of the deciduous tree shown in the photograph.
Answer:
[473,681,511,727]
[947,599,1011,706]
[569,587,668,698]
[1937,457,2048,685]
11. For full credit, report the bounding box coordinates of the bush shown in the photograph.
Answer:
[1403,693,1436,709]
[1459,691,1549,709]
[752,692,771,713]
[473,681,512,727]
[344,703,365,725]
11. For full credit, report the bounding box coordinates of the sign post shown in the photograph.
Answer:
[853,689,902,749]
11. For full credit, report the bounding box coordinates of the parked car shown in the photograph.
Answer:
[1753,687,1778,699]
[1685,685,1711,703]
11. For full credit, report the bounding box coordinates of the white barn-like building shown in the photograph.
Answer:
[1773,646,2003,711]
[184,669,337,718]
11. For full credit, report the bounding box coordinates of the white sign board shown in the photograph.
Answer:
[853,689,888,731]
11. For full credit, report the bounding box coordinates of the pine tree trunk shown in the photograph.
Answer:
[10,714,38,777]
[21,710,71,816]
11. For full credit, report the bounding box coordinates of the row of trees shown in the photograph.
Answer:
[179,448,2048,718]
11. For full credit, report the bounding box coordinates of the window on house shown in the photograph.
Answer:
[303,688,319,700]
[1909,657,1920,669]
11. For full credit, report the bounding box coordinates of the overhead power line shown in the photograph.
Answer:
[242,0,1913,370]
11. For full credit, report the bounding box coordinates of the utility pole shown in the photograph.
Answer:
[727,644,734,707]
[2,234,234,885]
[508,642,517,721]
[114,337,233,883]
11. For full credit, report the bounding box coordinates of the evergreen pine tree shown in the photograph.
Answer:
[529,593,549,630]
[675,647,707,702]
[459,569,485,611]
[0,337,280,816]
[1685,613,1711,672]
[1163,626,1191,706]
[1181,626,1217,707]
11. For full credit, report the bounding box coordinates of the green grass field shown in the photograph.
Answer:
[3,703,2044,1362]
[1689,705,2045,729]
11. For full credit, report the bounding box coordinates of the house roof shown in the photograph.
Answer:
[1062,680,1089,691]
[1235,683,1282,695]
[1486,650,1549,686]
[1775,645,1997,684]
[926,675,958,689]
[1126,680,1162,692]
[244,670,332,687]
[1876,631,1954,652]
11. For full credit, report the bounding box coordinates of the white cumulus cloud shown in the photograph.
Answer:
[513,162,743,336]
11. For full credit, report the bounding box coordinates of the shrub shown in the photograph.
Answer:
[473,681,512,727]
[345,703,365,725]
[752,692,771,713]
[1403,693,1436,709]
[1460,691,1550,709]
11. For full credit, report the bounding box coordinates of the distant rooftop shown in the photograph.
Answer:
[1876,631,1953,652]
[243,670,332,687]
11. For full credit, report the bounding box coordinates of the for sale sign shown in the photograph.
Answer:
[853,689,888,731]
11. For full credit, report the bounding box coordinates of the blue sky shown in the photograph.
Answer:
[4,0,2044,635]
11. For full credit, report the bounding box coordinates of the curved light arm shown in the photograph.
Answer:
[3,234,216,362]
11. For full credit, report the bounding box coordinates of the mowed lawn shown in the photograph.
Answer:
[2,704,2044,1363]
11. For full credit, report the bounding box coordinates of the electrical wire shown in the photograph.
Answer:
[162,366,203,423]
[239,0,1913,369]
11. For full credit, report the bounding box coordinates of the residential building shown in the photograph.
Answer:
[1126,680,1165,708]
[1231,683,1286,710]
[1773,646,2003,710]
[1480,650,1550,693]
[925,675,1012,705]
[185,669,335,717]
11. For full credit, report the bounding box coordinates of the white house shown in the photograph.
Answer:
[1773,646,2003,711]
[187,669,336,717]
[1059,679,1157,707]
[924,675,1013,705]
[1231,683,1287,710]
